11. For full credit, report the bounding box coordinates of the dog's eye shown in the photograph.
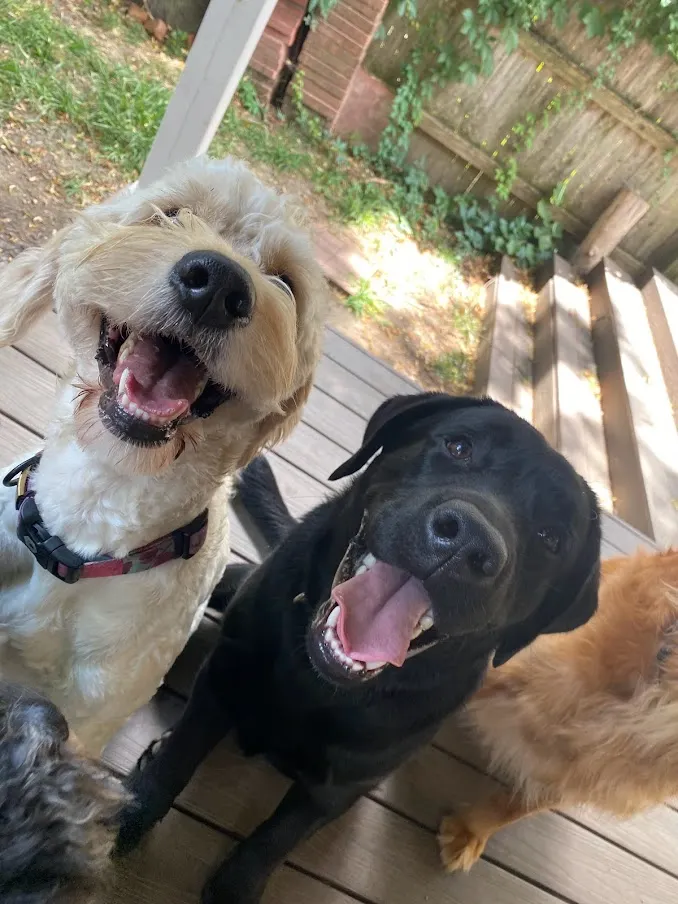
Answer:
[446,437,472,460]
[268,274,295,303]
[538,527,561,554]
[150,208,180,225]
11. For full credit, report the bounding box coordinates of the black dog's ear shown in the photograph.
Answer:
[329,392,501,481]
[493,484,601,667]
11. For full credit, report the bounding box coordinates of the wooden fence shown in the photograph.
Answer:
[318,0,678,279]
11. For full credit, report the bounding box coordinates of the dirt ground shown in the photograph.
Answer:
[0,117,124,263]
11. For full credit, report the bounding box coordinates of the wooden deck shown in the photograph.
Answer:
[1,314,675,904]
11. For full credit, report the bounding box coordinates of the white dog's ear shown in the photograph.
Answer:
[0,228,65,346]
[236,375,315,469]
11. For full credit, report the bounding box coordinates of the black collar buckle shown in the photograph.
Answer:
[172,509,209,559]
[17,497,84,584]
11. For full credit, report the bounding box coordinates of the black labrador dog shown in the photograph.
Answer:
[115,393,601,903]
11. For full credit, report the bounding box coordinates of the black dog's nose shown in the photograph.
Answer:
[428,501,508,582]
[170,250,254,329]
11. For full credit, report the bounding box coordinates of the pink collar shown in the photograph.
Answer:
[3,455,209,584]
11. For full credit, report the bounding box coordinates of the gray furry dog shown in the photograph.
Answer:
[0,681,123,903]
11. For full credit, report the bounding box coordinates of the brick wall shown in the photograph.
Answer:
[295,0,389,127]
[248,0,307,100]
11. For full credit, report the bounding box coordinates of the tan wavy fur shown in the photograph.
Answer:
[439,548,678,872]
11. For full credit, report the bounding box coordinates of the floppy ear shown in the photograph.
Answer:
[493,484,601,667]
[0,229,65,345]
[329,392,501,480]
[236,376,314,469]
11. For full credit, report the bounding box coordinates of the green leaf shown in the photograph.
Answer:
[460,64,478,85]
[553,1,569,29]
[502,25,520,55]
[480,44,495,76]
[536,198,551,220]
[582,6,607,38]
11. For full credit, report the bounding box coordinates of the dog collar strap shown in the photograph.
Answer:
[3,454,209,585]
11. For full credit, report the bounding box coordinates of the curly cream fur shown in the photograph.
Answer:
[0,156,326,755]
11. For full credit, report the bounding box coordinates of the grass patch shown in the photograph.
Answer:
[432,350,472,388]
[344,279,384,319]
[164,28,189,60]
[1,0,171,175]
[237,76,266,119]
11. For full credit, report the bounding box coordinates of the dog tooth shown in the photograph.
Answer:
[324,628,333,644]
[326,606,340,628]
[128,401,138,415]
[196,376,208,396]
[117,367,131,396]
[366,660,386,671]
[139,411,150,422]
[411,624,423,640]
[119,392,130,409]
[351,663,363,673]
[118,333,137,357]
[330,639,340,653]
[420,614,434,632]
[355,565,367,576]
[363,553,376,569]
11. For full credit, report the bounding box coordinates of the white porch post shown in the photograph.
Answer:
[138,0,279,188]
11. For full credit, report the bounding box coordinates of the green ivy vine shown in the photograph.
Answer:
[376,0,678,202]
[305,0,341,26]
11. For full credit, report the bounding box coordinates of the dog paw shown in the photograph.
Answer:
[201,875,262,904]
[438,815,487,873]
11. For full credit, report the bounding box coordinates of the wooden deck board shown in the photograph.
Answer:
[0,314,671,904]
[105,702,568,904]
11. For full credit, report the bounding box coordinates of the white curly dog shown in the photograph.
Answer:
[0,156,325,754]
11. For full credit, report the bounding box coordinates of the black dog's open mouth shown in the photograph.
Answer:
[308,516,439,683]
[95,318,233,446]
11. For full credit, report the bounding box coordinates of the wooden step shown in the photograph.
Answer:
[474,256,533,424]
[588,259,678,545]
[639,268,678,430]
[533,254,612,511]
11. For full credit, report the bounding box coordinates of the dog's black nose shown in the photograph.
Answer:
[427,501,508,582]
[171,250,254,329]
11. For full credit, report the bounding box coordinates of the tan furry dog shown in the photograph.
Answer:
[439,549,678,872]
[0,156,325,755]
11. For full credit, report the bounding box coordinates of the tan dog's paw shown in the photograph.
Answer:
[438,814,487,872]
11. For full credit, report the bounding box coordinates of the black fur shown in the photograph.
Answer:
[236,456,295,549]
[116,393,601,904]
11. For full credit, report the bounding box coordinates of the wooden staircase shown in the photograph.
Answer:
[475,253,678,547]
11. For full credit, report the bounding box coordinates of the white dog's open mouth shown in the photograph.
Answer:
[96,318,233,446]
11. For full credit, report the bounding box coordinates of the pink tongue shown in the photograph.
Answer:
[113,337,206,418]
[333,561,430,667]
